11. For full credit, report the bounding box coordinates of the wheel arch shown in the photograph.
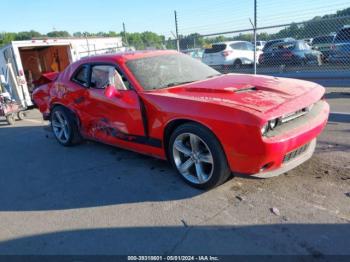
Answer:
[50,103,81,128]
[233,58,242,64]
[163,118,223,160]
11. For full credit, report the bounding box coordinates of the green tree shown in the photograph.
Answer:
[15,30,42,40]
[0,32,16,46]
[73,32,83,37]
[46,31,71,37]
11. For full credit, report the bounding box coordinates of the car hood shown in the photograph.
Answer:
[145,74,323,115]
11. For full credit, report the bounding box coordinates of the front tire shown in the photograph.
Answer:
[50,106,82,146]
[169,123,231,189]
[6,114,15,125]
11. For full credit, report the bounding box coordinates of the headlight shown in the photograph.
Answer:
[261,119,279,136]
[269,119,278,129]
[261,123,269,135]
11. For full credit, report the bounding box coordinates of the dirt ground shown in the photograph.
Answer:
[0,87,349,256]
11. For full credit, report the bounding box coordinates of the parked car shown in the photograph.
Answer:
[259,40,323,66]
[303,38,313,45]
[262,38,295,52]
[329,26,350,64]
[202,41,261,69]
[182,48,204,60]
[312,34,335,61]
[33,50,329,189]
[253,41,266,51]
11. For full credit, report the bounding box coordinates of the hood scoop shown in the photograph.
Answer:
[229,86,257,94]
[175,85,258,94]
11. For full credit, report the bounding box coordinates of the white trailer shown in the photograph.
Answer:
[0,37,123,107]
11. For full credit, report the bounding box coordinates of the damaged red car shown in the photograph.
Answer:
[33,50,329,189]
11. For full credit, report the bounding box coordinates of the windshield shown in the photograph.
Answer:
[268,41,295,52]
[335,28,350,43]
[204,44,227,54]
[126,53,220,90]
[312,35,334,44]
[263,40,280,51]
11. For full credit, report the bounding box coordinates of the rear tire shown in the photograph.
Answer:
[233,59,242,69]
[50,106,83,146]
[17,111,26,120]
[168,123,231,190]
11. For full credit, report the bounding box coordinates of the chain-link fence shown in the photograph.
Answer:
[133,1,350,77]
[182,15,350,75]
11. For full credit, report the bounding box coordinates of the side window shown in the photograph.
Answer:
[246,43,254,51]
[90,65,128,90]
[72,65,90,87]
[231,43,249,50]
[240,43,248,50]
[230,43,240,50]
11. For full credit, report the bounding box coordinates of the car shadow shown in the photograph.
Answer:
[0,125,202,211]
[0,224,349,256]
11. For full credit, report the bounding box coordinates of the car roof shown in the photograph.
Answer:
[212,41,250,45]
[313,34,334,39]
[267,37,294,43]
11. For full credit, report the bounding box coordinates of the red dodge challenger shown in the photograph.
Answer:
[33,50,329,189]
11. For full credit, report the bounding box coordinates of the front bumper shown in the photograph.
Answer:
[227,100,329,177]
[250,139,316,178]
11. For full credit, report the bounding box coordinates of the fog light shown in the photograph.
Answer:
[260,162,273,172]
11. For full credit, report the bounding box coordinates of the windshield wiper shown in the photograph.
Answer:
[206,73,222,79]
[166,81,194,87]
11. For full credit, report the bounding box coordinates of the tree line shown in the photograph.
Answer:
[0,30,168,50]
[178,7,350,50]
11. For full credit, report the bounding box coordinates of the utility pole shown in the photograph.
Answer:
[123,22,128,47]
[174,10,180,51]
[85,32,90,56]
[253,0,257,75]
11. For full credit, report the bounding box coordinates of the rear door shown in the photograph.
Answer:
[245,42,256,62]
[231,42,254,64]
[202,44,226,65]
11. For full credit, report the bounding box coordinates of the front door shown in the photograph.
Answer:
[71,64,146,146]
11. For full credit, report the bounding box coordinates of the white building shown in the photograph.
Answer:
[0,37,124,107]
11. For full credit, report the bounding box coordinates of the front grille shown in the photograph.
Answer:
[283,143,310,163]
[280,104,313,124]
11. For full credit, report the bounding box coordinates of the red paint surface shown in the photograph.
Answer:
[33,51,329,176]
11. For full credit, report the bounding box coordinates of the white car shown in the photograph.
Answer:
[202,41,262,68]
[255,41,266,51]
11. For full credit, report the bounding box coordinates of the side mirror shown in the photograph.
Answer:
[105,85,122,98]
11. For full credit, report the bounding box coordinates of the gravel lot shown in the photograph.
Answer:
[0,87,349,256]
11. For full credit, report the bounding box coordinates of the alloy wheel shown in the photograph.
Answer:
[51,111,70,144]
[172,133,214,184]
